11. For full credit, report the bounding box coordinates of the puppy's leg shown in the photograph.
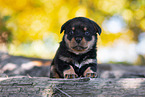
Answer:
[63,65,78,79]
[50,65,60,78]
[84,65,97,78]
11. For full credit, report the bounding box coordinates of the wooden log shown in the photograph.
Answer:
[0,76,145,96]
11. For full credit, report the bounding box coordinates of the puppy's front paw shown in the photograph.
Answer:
[65,74,78,79]
[63,65,77,79]
[85,73,97,78]
[84,67,97,78]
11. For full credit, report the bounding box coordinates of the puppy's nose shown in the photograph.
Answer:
[75,37,82,43]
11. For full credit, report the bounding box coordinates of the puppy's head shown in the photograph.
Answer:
[60,17,101,54]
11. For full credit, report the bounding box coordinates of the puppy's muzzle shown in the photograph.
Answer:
[72,37,87,51]
[72,46,87,51]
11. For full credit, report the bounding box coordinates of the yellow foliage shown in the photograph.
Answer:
[98,0,125,13]
[122,9,133,21]
[0,0,145,60]
[100,32,122,46]
[140,19,145,31]
[135,9,144,20]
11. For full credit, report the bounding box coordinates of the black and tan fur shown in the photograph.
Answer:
[50,17,101,78]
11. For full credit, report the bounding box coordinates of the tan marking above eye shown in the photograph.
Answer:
[72,27,75,30]
[84,27,87,31]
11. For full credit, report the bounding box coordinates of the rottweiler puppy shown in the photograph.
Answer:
[50,17,101,78]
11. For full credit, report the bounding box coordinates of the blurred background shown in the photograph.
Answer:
[0,0,145,65]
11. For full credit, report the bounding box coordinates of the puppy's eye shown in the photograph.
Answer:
[69,31,74,35]
[85,31,90,36]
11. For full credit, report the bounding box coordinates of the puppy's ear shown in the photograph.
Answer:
[60,23,66,34]
[91,21,102,35]
[60,20,71,34]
